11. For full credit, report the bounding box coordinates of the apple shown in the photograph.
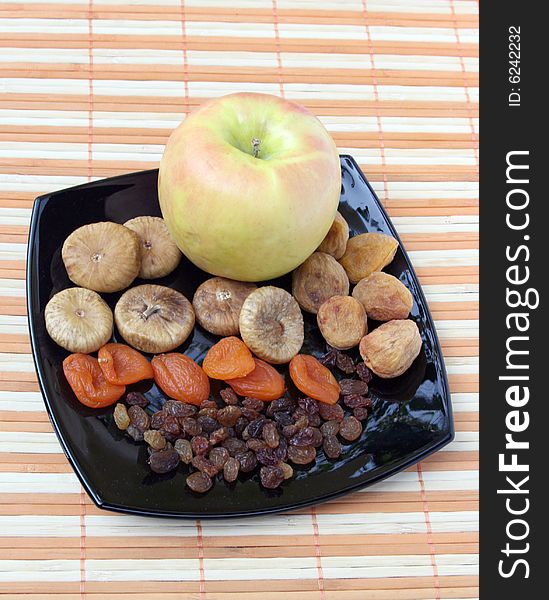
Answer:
[158,92,341,281]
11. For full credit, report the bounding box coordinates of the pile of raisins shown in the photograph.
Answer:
[113,347,372,493]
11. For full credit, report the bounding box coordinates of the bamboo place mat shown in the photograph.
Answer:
[0,0,479,598]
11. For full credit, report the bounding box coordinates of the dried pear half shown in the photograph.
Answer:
[123,216,182,279]
[193,277,257,336]
[317,211,349,259]
[45,287,113,353]
[339,232,398,284]
[114,284,195,353]
[62,222,141,293]
[239,286,304,364]
[292,252,349,314]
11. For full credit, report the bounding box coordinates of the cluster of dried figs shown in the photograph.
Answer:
[112,345,373,492]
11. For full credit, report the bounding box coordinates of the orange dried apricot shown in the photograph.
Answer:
[98,343,154,385]
[202,336,255,380]
[151,353,210,405]
[63,353,125,408]
[289,354,340,405]
[227,358,285,401]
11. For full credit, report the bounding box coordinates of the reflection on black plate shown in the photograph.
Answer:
[26,155,453,518]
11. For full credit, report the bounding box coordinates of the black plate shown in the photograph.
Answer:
[26,155,453,518]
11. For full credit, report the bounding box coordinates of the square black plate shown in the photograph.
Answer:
[26,155,453,518]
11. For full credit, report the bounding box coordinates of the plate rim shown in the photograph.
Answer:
[26,154,454,519]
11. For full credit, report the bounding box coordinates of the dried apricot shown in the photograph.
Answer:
[289,354,340,405]
[227,358,285,401]
[202,336,255,380]
[98,343,154,385]
[151,353,210,405]
[63,353,125,408]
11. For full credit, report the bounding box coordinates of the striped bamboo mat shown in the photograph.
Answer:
[0,0,479,598]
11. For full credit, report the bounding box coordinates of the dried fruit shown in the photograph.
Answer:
[356,363,373,383]
[239,286,304,364]
[45,287,112,353]
[318,402,344,422]
[262,422,279,448]
[227,358,285,401]
[339,232,399,283]
[289,354,340,405]
[192,456,218,477]
[220,388,239,405]
[182,417,202,437]
[209,427,230,445]
[149,447,180,473]
[126,425,144,442]
[222,437,247,456]
[151,353,210,405]
[63,354,125,408]
[320,420,340,437]
[317,295,367,350]
[202,336,255,380]
[113,403,130,430]
[164,399,196,417]
[235,450,257,473]
[352,272,413,321]
[343,394,371,409]
[223,457,240,482]
[353,406,369,421]
[335,352,355,374]
[123,216,182,279]
[115,284,195,354]
[174,438,193,463]
[339,379,369,396]
[126,392,149,407]
[128,405,150,432]
[287,445,316,465]
[98,343,153,385]
[191,435,209,456]
[193,277,257,336]
[209,447,230,469]
[260,465,285,489]
[279,462,293,480]
[339,416,363,441]
[186,471,213,492]
[323,435,342,459]
[144,429,166,450]
[317,211,349,259]
[290,427,316,447]
[62,221,141,292]
[292,252,349,314]
[359,319,422,378]
[217,405,242,427]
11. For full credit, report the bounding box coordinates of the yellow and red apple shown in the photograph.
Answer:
[158,92,341,281]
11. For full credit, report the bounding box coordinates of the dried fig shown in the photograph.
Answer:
[359,319,422,379]
[193,277,256,336]
[45,287,112,353]
[317,295,367,350]
[339,232,398,283]
[353,272,413,321]
[239,286,304,364]
[292,252,349,314]
[115,284,194,353]
[123,216,182,279]
[317,211,349,259]
[62,221,141,292]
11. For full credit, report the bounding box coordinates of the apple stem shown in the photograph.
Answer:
[251,137,261,158]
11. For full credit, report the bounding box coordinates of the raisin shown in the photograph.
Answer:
[222,437,247,456]
[318,403,344,422]
[200,399,218,410]
[310,428,323,448]
[191,455,219,477]
[196,416,217,434]
[294,415,309,430]
[113,403,130,430]
[160,416,181,439]
[242,397,265,413]
[126,424,144,442]
[126,391,149,408]
[235,450,257,473]
[274,437,288,461]
[151,410,167,430]
[174,438,193,464]
[335,352,355,374]
[247,438,267,452]
[149,448,180,473]
[353,406,369,421]
[282,424,299,438]
[247,417,266,439]
[223,457,240,482]
[241,407,262,421]
[262,422,280,448]
[144,429,166,450]
[323,435,342,459]
[290,427,316,447]
[182,417,202,437]
[217,405,242,427]
[339,416,363,441]
[308,413,321,427]
[198,407,218,419]
[232,416,247,435]
[319,349,337,368]
[191,435,209,456]
[220,388,239,405]
[298,397,319,415]
[273,411,293,427]
[343,394,372,409]
[128,405,150,432]
[260,465,284,489]
[339,379,369,396]
[164,399,197,418]
[279,462,293,480]
[209,427,230,445]
[321,420,340,437]
[209,447,230,469]
[256,446,279,466]
[287,445,316,465]
[356,362,373,383]
[266,396,296,416]
[186,471,212,493]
